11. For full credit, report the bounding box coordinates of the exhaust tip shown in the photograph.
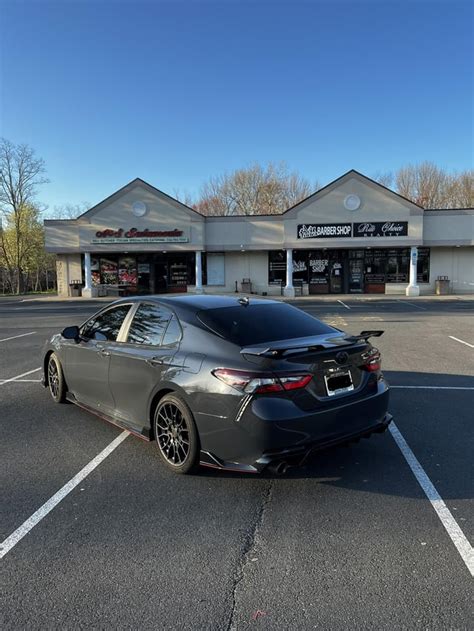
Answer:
[268,461,289,475]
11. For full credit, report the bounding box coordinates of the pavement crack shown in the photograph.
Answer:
[225,480,273,631]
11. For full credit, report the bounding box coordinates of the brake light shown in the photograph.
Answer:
[279,374,313,390]
[360,348,381,372]
[212,369,312,394]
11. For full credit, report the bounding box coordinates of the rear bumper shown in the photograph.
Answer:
[255,411,393,471]
[200,380,391,473]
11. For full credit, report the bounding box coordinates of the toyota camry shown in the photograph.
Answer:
[42,295,392,474]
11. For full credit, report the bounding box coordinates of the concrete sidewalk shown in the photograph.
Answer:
[1,292,473,303]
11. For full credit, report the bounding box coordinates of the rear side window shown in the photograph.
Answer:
[197,303,334,346]
[162,316,182,346]
[127,303,173,346]
[82,305,131,341]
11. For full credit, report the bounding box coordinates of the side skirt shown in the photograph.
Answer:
[66,393,151,441]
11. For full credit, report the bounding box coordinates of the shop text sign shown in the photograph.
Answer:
[91,228,189,244]
[298,224,352,239]
[297,221,408,239]
[353,222,408,237]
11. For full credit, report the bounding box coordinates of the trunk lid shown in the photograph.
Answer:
[241,331,380,406]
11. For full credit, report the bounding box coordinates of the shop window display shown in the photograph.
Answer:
[100,258,119,285]
[417,248,430,283]
[90,257,101,286]
[268,251,286,286]
[118,256,138,286]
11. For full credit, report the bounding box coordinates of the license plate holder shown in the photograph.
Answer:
[324,370,354,396]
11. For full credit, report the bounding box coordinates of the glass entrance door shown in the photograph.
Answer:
[154,262,168,293]
[348,251,364,293]
[329,260,343,293]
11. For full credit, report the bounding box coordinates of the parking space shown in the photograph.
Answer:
[1,296,473,629]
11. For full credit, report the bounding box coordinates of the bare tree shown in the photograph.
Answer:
[394,162,474,208]
[172,188,195,208]
[0,138,49,293]
[395,162,449,207]
[48,201,91,219]
[193,162,317,216]
[372,162,473,208]
[372,171,394,189]
[445,170,474,208]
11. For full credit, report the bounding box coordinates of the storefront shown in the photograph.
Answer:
[269,247,431,294]
[88,252,197,295]
[44,171,474,297]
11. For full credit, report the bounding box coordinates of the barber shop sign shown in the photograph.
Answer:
[297,222,408,239]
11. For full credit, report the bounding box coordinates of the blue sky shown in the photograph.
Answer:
[1,0,472,212]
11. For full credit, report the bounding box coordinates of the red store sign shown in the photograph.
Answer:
[91,228,188,243]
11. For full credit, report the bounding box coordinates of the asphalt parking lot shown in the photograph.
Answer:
[1,295,473,630]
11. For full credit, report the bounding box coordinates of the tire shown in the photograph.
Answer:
[47,352,67,403]
[153,393,200,474]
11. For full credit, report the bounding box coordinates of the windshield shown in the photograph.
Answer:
[197,303,335,346]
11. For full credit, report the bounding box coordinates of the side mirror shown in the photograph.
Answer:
[61,325,80,341]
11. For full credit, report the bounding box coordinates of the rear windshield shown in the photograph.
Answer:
[197,303,334,346]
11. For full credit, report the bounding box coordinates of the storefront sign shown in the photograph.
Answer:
[365,274,386,283]
[353,222,408,237]
[91,228,188,244]
[298,222,408,239]
[298,224,352,239]
[309,258,328,272]
[293,260,307,272]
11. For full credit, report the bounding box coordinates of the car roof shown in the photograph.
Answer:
[113,294,279,313]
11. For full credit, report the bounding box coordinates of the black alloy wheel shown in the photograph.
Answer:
[153,394,199,474]
[48,352,66,403]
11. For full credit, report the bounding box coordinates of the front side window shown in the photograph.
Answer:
[127,303,173,346]
[81,305,131,341]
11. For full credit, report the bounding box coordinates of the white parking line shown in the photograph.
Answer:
[0,331,36,343]
[389,422,474,578]
[397,300,427,310]
[337,299,351,310]
[0,431,129,559]
[391,385,474,390]
[449,335,474,349]
[0,379,41,384]
[0,368,41,386]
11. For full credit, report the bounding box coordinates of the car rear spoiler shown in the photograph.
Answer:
[348,330,384,342]
[240,330,384,358]
[336,330,384,346]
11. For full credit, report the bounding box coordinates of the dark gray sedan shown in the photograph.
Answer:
[42,295,392,474]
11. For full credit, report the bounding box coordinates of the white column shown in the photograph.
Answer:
[195,251,203,294]
[406,246,420,296]
[283,248,295,297]
[81,252,97,297]
[84,252,92,291]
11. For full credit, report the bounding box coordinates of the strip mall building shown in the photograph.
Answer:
[44,170,474,298]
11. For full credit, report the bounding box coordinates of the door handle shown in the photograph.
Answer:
[97,348,110,357]
[146,356,164,366]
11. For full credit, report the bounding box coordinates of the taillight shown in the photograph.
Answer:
[212,369,312,394]
[360,348,381,372]
[279,374,313,390]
